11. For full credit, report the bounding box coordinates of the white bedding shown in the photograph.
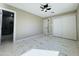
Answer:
[21,49,59,56]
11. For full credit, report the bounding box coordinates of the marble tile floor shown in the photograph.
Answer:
[0,35,79,56]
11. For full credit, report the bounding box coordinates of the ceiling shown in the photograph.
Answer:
[7,3,78,18]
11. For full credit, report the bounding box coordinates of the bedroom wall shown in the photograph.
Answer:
[76,4,79,47]
[0,4,43,41]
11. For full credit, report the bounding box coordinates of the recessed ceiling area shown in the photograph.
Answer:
[7,3,78,18]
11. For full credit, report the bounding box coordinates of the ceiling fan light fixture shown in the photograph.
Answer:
[40,3,52,12]
[45,10,47,12]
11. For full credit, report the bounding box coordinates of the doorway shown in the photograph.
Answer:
[1,10,14,43]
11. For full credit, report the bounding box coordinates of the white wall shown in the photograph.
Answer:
[77,5,79,40]
[52,13,77,40]
[77,5,79,47]
[0,4,43,41]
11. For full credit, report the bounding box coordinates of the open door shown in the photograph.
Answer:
[1,10,14,43]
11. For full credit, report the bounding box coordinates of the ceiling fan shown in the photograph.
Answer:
[40,3,51,12]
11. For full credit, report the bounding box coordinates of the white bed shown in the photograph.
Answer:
[21,49,59,56]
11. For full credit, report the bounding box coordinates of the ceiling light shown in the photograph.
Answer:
[40,3,51,12]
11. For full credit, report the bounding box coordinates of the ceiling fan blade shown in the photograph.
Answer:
[44,4,48,8]
[47,8,51,10]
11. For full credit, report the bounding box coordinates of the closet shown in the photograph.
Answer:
[43,13,77,40]
[52,13,77,40]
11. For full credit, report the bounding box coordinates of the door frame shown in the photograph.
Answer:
[0,7,16,44]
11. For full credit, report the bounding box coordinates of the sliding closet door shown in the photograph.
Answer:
[52,13,77,40]
[52,16,63,37]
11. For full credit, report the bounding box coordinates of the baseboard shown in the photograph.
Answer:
[15,33,43,43]
[52,35,77,41]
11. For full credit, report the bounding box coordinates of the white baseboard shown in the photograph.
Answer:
[15,33,43,43]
